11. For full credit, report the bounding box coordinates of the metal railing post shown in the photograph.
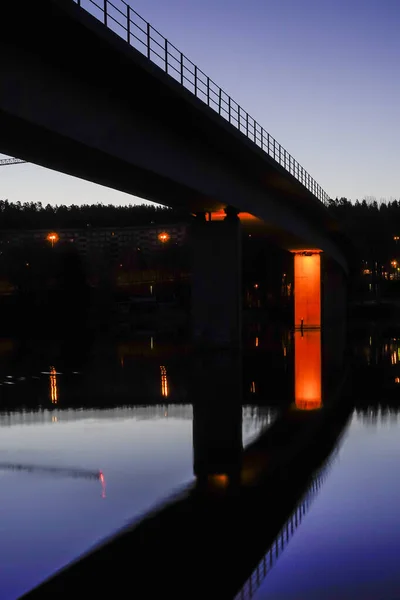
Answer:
[194,66,197,96]
[207,77,210,105]
[218,88,222,115]
[147,22,151,59]
[261,128,264,150]
[104,0,107,26]
[254,121,256,143]
[180,53,184,85]
[228,97,231,123]
[127,5,131,44]
[246,113,249,137]
[238,105,241,131]
[165,39,168,73]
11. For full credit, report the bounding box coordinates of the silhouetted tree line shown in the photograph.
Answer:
[328,197,400,267]
[0,200,191,229]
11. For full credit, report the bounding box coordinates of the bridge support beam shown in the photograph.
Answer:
[291,251,347,408]
[191,213,242,347]
[292,250,322,329]
[292,250,347,330]
[322,255,347,328]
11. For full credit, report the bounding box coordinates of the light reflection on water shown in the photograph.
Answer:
[0,404,195,599]
[0,334,278,600]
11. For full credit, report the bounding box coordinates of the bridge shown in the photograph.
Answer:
[0,0,348,345]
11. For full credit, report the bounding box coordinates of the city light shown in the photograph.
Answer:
[160,365,168,397]
[46,232,59,247]
[50,366,58,404]
[391,260,398,268]
[99,471,106,499]
[158,232,170,243]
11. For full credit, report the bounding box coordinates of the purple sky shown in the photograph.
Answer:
[1,0,399,205]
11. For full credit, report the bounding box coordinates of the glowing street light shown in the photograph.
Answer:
[46,232,59,248]
[158,232,170,243]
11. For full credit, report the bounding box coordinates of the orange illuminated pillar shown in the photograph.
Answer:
[292,251,322,329]
[295,329,322,410]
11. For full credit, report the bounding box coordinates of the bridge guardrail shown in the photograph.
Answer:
[74,0,330,206]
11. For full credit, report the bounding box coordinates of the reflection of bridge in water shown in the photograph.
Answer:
[234,449,339,600]
[22,317,350,599]
[0,463,106,497]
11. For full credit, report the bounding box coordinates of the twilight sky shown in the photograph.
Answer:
[1,0,400,205]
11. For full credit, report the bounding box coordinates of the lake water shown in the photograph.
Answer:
[0,335,274,599]
[3,327,400,599]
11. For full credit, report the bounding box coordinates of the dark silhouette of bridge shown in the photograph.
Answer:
[1,0,348,345]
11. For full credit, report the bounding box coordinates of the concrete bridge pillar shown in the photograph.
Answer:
[292,250,322,329]
[322,255,347,328]
[292,250,347,330]
[291,251,347,409]
[191,211,242,347]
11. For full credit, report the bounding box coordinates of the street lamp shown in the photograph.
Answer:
[46,232,59,248]
[158,232,170,243]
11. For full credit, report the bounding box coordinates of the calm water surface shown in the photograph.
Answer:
[3,328,400,599]
[0,336,273,599]
[241,330,400,600]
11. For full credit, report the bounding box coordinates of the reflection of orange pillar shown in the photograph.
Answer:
[292,251,321,329]
[295,330,322,410]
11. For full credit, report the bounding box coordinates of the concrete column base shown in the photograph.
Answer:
[191,218,242,348]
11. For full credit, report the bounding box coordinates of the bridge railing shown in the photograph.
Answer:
[233,449,339,600]
[74,0,330,206]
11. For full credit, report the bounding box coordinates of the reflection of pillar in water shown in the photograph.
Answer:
[295,330,322,410]
[50,366,58,404]
[192,354,242,481]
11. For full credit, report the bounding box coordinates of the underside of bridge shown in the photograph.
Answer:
[0,0,348,346]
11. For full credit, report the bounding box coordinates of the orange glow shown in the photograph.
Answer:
[49,366,58,404]
[46,232,59,247]
[295,330,322,410]
[160,365,168,397]
[292,251,321,329]
[395,377,400,384]
[250,381,256,393]
[206,210,261,222]
[158,232,170,243]
[255,336,259,347]
[208,474,229,487]
[99,471,106,499]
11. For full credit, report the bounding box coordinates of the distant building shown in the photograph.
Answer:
[0,223,188,257]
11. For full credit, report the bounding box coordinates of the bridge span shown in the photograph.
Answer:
[0,0,348,345]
